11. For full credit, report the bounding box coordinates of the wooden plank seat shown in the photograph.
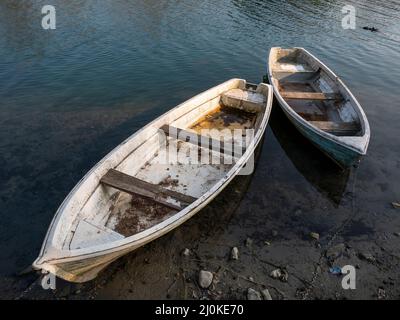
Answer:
[160,125,246,158]
[281,91,342,100]
[309,121,360,135]
[101,169,196,211]
[221,88,265,113]
[273,70,320,82]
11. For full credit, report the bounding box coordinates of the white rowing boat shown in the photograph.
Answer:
[33,79,273,282]
[268,47,370,168]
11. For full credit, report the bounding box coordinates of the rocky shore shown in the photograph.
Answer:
[8,157,400,300]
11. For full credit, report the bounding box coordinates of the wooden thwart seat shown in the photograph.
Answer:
[160,125,246,157]
[281,91,342,101]
[309,121,359,135]
[221,88,265,113]
[273,68,320,82]
[101,169,196,211]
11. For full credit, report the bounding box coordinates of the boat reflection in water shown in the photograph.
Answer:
[269,103,350,206]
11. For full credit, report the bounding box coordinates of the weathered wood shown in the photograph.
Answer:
[309,121,359,135]
[32,79,273,283]
[101,169,196,210]
[281,91,341,100]
[269,47,370,167]
[160,125,246,157]
[273,70,319,82]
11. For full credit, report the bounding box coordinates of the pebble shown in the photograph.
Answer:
[310,232,320,241]
[231,247,239,260]
[247,288,262,300]
[377,287,386,299]
[245,238,253,248]
[270,269,280,279]
[182,248,191,256]
[359,252,376,263]
[391,202,400,209]
[199,270,213,289]
[270,268,288,282]
[261,289,273,300]
[264,241,271,246]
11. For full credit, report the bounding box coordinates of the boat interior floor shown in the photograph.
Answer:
[66,87,266,246]
[278,76,361,136]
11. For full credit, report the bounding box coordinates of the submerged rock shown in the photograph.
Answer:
[261,288,273,300]
[199,270,213,289]
[231,247,239,260]
[247,288,262,300]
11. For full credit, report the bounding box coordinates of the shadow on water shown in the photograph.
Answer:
[269,102,350,206]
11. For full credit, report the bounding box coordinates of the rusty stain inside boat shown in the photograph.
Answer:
[190,105,257,133]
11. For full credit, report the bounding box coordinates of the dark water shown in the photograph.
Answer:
[0,0,400,298]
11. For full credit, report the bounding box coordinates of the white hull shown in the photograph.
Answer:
[33,79,273,282]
